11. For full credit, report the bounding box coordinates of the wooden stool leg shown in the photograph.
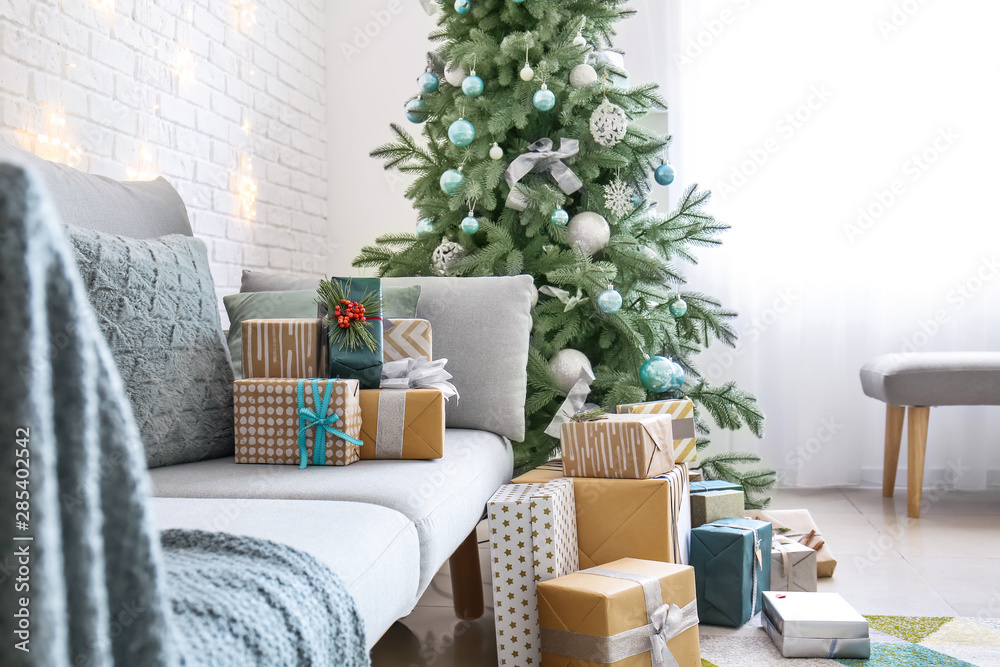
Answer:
[883,405,905,497]
[907,406,930,518]
[449,527,484,620]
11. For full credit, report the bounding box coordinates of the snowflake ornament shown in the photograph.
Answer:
[603,178,634,219]
[589,99,628,147]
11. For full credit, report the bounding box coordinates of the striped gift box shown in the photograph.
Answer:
[560,413,675,479]
[617,398,698,463]
[383,318,432,363]
[242,318,326,379]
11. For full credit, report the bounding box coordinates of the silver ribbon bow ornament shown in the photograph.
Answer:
[504,138,583,211]
[544,362,595,439]
[381,357,459,401]
[538,285,590,312]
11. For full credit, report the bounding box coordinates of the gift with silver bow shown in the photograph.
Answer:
[769,538,817,592]
[537,557,701,667]
[504,137,583,211]
[690,518,772,627]
[355,358,458,460]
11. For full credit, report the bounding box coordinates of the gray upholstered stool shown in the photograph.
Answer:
[860,352,1000,517]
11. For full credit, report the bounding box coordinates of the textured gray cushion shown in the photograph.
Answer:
[0,141,192,238]
[68,227,235,467]
[151,498,420,647]
[241,271,534,441]
[149,428,513,592]
[860,352,1000,406]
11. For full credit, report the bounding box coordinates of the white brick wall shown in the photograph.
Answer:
[0,0,329,324]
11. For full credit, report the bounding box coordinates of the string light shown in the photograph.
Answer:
[174,46,197,84]
[92,0,115,12]
[238,154,257,220]
[233,0,257,31]
[36,109,82,167]
[126,145,158,181]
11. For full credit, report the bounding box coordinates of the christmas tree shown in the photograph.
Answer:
[355,0,775,505]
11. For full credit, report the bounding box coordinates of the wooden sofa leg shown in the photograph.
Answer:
[883,404,905,497]
[449,527,484,620]
[906,406,930,518]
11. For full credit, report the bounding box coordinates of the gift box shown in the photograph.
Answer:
[617,398,698,463]
[574,464,690,568]
[357,388,444,459]
[537,557,701,667]
[382,318,432,363]
[561,413,675,479]
[234,378,362,467]
[770,540,817,592]
[487,479,578,667]
[510,458,565,484]
[690,518,772,627]
[690,480,742,493]
[691,490,744,528]
[318,277,383,389]
[746,509,836,578]
[761,591,870,659]
[241,318,326,379]
[688,469,704,483]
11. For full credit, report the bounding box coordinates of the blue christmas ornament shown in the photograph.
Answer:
[405,97,429,123]
[533,85,556,111]
[669,362,686,390]
[455,0,470,13]
[416,217,435,237]
[460,215,480,234]
[439,168,465,195]
[448,118,475,146]
[654,163,675,185]
[462,74,484,97]
[640,355,675,393]
[511,0,524,3]
[550,208,569,227]
[418,72,439,94]
[668,297,687,317]
[597,289,622,314]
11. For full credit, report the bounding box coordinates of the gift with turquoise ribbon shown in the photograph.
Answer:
[296,378,363,469]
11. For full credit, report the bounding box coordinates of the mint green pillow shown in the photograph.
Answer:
[224,286,421,379]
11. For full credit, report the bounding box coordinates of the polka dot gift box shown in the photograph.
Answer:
[234,378,363,468]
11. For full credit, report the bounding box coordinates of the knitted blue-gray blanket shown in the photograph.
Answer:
[0,160,369,666]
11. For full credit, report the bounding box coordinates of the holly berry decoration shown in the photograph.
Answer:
[333,299,367,328]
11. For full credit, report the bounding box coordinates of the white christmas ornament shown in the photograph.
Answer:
[431,239,467,275]
[444,62,467,87]
[519,64,535,81]
[566,211,610,255]
[572,32,587,48]
[489,142,504,160]
[569,63,598,88]
[549,348,594,393]
[604,178,634,219]
[589,100,628,147]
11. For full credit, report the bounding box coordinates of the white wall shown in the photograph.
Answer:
[0,0,328,320]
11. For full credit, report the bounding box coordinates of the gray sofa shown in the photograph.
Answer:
[1,142,532,649]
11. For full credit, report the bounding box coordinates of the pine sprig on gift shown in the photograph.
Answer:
[316,278,384,353]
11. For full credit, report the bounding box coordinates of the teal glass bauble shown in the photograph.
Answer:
[462,75,484,97]
[455,0,470,13]
[597,289,622,313]
[448,119,475,146]
[640,355,675,393]
[533,87,556,111]
[439,169,465,195]
[654,163,675,185]
[670,362,686,390]
[550,208,569,227]
[418,72,439,94]
[460,215,480,234]
[416,217,435,237]
[405,98,429,123]
[668,297,687,317]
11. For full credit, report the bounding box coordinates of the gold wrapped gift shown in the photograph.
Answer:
[511,458,566,484]
[617,398,697,464]
[537,557,701,667]
[561,414,675,479]
[357,388,444,459]
[383,318,432,363]
[242,318,326,379]
[234,378,361,466]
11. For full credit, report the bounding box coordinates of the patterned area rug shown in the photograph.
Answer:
[700,614,1000,666]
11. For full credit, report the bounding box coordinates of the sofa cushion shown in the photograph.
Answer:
[68,227,235,467]
[0,141,192,238]
[149,428,513,592]
[150,497,420,647]
[860,352,1000,406]
[241,271,534,441]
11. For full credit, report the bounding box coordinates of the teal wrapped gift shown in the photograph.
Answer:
[318,277,384,389]
[691,518,772,627]
[690,480,743,494]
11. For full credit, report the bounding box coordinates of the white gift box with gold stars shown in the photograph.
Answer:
[487,479,578,666]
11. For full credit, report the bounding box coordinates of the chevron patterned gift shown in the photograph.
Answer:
[382,318,432,363]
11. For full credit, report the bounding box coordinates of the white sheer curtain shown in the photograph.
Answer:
[618,0,1000,488]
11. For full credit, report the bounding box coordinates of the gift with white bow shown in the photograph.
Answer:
[537,557,701,667]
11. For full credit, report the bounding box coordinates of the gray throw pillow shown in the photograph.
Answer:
[223,286,422,379]
[68,227,234,467]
